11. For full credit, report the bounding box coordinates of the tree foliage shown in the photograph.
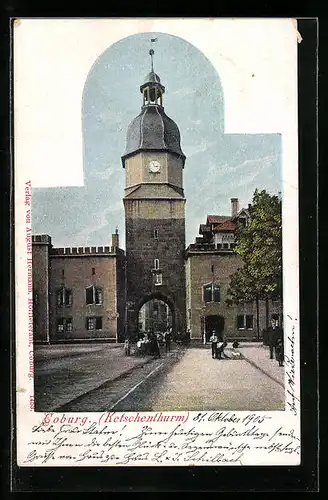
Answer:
[227,189,282,305]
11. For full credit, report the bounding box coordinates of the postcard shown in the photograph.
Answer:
[14,18,301,467]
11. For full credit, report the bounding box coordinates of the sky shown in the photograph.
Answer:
[29,30,282,248]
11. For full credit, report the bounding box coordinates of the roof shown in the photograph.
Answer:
[144,71,161,84]
[206,215,230,224]
[122,105,185,162]
[232,208,250,220]
[213,220,236,232]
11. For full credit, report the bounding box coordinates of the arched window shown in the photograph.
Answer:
[203,283,221,303]
[56,287,72,307]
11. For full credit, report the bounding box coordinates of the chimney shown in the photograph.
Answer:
[231,198,239,218]
[111,227,119,249]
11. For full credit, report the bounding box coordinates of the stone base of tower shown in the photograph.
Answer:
[125,216,186,338]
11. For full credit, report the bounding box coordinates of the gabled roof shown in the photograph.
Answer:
[213,220,236,232]
[232,208,250,220]
[206,215,230,224]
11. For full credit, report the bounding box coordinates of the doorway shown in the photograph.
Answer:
[205,315,225,341]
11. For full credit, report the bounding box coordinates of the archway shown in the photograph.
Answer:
[138,299,173,334]
[205,315,225,342]
[134,292,176,340]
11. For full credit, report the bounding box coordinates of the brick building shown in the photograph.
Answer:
[32,232,126,343]
[185,198,282,342]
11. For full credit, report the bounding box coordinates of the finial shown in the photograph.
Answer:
[149,48,154,72]
[115,225,119,235]
[149,37,157,72]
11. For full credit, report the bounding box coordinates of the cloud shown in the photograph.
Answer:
[219,154,278,175]
[184,140,215,157]
[171,87,197,97]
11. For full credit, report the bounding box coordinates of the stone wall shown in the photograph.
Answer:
[125,216,186,334]
[49,254,119,341]
[32,237,51,343]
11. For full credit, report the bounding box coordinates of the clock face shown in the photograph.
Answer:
[149,160,161,173]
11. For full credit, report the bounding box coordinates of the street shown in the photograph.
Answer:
[34,343,285,412]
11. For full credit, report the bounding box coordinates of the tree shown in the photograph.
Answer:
[226,189,282,337]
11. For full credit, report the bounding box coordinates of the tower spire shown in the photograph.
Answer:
[140,41,165,108]
[149,48,154,73]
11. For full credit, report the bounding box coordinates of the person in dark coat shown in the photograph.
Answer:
[164,329,172,353]
[217,340,228,359]
[267,319,279,359]
[275,338,284,366]
[151,332,161,358]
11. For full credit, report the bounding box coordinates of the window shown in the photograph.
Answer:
[237,314,254,330]
[86,316,103,330]
[61,269,65,277]
[237,315,245,329]
[223,243,229,249]
[56,287,72,307]
[92,267,95,275]
[203,284,212,302]
[246,315,253,329]
[85,286,103,305]
[154,259,159,270]
[57,318,64,332]
[154,273,162,286]
[213,284,221,302]
[154,229,159,239]
[66,318,73,332]
[57,317,73,332]
[203,283,221,303]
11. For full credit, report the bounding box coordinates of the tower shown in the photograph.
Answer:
[122,49,186,337]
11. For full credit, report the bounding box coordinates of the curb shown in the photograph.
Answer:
[238,351,284,388]
[52,356,156,412]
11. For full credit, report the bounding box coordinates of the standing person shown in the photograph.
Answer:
[275,338,284,366]
[164,329,171,353]
[151,332,161,358]
[267,319,278,359]
[209,330,218,359]
[124,338,131,356]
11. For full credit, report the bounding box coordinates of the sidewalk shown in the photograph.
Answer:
[236,343,285,387]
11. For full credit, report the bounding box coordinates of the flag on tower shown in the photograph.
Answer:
[150,38,158,42]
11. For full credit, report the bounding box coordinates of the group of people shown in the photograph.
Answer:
[209,331,228,359]
[265,319,284,367]
[125,328,174,357]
